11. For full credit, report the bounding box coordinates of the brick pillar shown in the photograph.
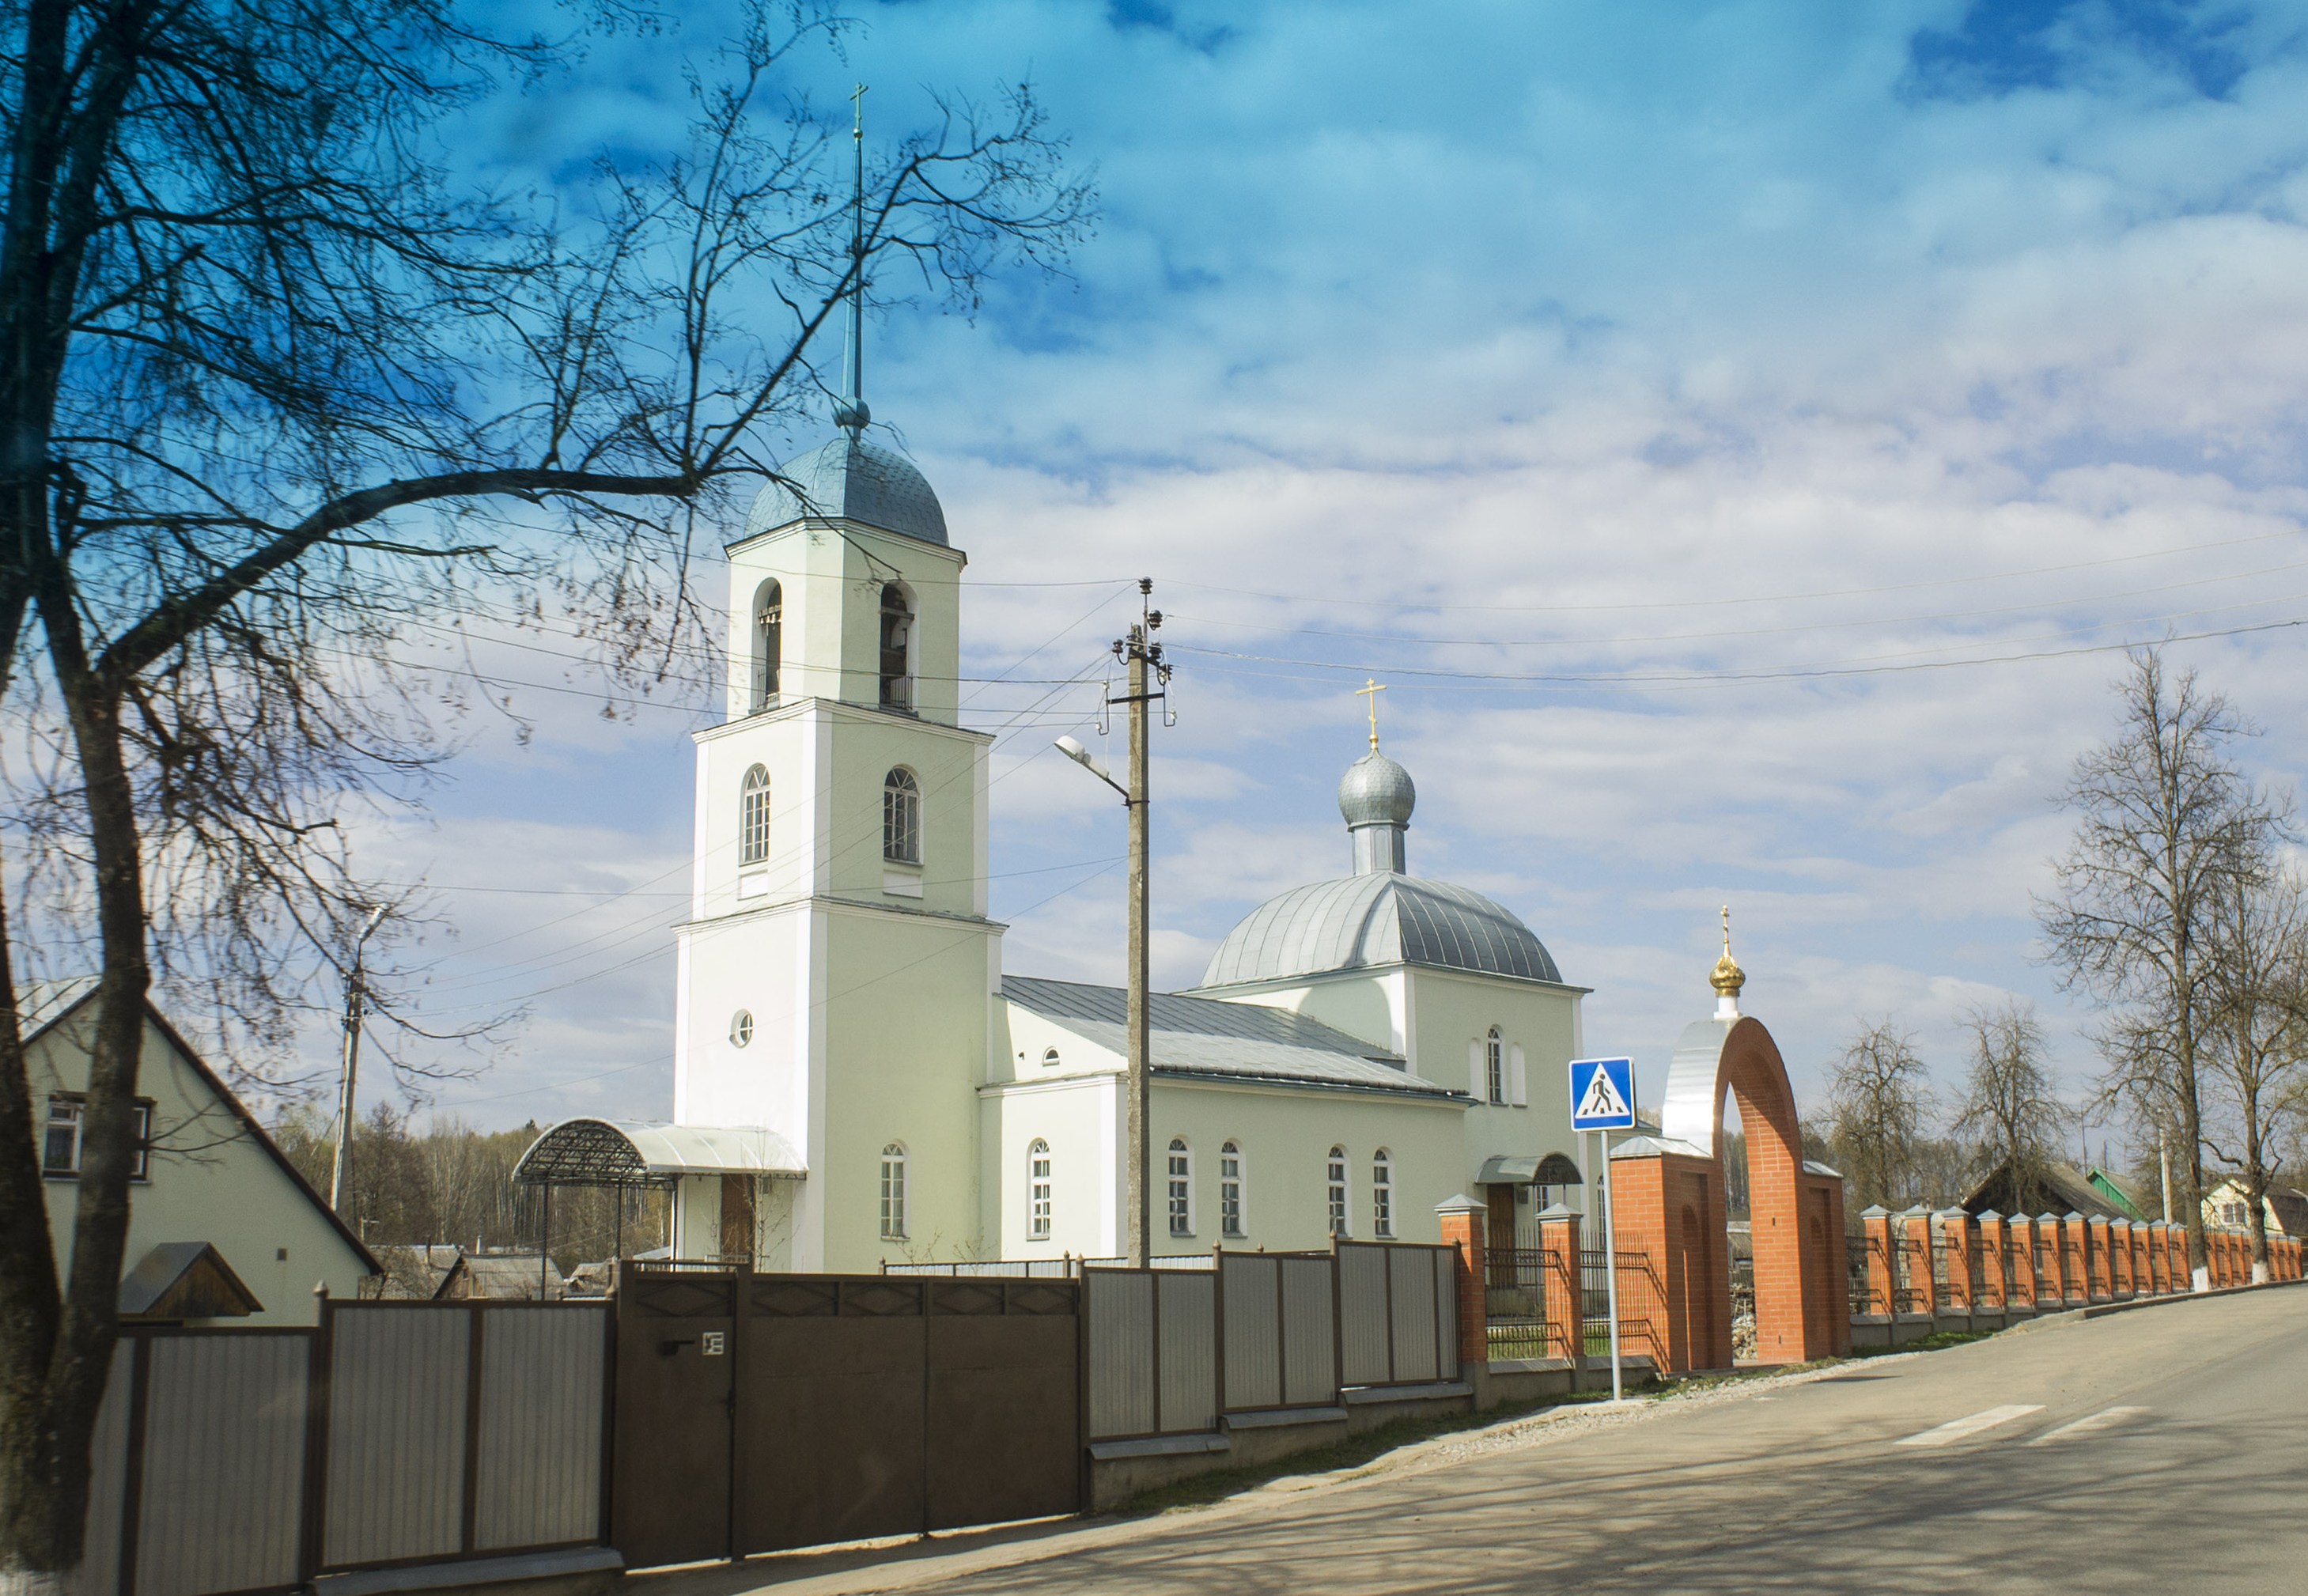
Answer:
[1935,1209,1973,1314]
[1860,1206,1894,1316]
[2169,1223,2189,1292]
[2035,1213,2065,1305]
[2143,1221,2164,1294]
[2109,1219,2133,1297]
[2007,1214,2035,1309]
[2087,1216,2113,1303]
[2126,1220,2148,1295]
[1902,1210,1938,1318]
[1437,1193,1489,1368]
[1978,1212,2009,1311]
[1536,1204,1583,1364]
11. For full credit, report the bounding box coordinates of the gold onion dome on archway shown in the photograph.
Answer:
[1709,905,1745,997]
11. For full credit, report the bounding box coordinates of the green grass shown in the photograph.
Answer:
[1849,1327,1999,1359]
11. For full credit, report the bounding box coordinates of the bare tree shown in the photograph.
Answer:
[0,0,1090,1580]
[2198,860,2308,1280]
[2037,649,2276,1290]
[1951,1000,2068,1218]
[1824,1020,1936,1212]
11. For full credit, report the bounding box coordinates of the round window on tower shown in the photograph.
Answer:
[730,1010,755,1048]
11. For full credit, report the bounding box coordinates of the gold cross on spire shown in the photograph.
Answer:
[1356,678,1387,751]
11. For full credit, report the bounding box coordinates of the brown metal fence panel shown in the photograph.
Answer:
[323,1305,467,1568]
[135,1331,311,1596]
[1337,1243,1390,1386]
[1084,1270,1156,1439]
[1280,1256,1337,1405]
[1218,1253,1281,1410]
[923,1280,1080,1533]
[612,1272,736,1571]
[475,1306,607,1552]
[1432,1246,1461,1381]
[1154,1273,1217,1435]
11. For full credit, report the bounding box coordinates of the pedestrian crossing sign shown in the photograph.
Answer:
[1568,1057,1637,1130]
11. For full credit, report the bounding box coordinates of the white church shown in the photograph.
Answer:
[519,407,1596,1271]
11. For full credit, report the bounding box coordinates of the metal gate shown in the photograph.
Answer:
[612,1267,1080,1568]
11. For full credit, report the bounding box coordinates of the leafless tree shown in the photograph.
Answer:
[1824,1020,1936,1212]
[2197,860,2308,1279]
[0,0,1090,1579]
[2037,649,2277,1289]
[1951,1000,2068,1218]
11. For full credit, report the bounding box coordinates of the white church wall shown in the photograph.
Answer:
[816,903,1001,1270]
[817,705,986,914]
[980,1073,1117,1258]
[673,907,815,1133]
[1404,966,1583,1189]
[1151,1080,1464,1254]
[1197,970,1406,1057]
[691,701,826,917]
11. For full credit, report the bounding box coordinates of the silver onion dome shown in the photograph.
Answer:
[740,433,948,547]
[1338,751,1416,830]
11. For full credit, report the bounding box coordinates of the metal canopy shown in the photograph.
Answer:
[1477,1152,1583,1186]
[513,1118,808,1189]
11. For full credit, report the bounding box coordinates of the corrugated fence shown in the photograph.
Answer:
[1085,1240,1459,1443]
[79,1300,609,1596]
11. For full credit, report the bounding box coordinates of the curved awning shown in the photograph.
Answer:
[513,1118,808,1188]
[1477,1152,1583,1187]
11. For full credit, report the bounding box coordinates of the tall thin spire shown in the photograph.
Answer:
[834,84,870,435]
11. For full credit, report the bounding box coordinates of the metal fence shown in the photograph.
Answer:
[1483,1246,1564,1361]
[1579,1248,1660,1360]
[883,1255,1214,1276]
[1847,1235,1880,1316]
[1082,1239,1458,1443]
[77,1300,609,1596]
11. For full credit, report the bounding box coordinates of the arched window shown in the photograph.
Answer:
[1220,1140,1245,1239]
[1167,1137,1194,1237]
[1326,1145,1349,1238]
[1028,1139,1053,1239]
[1041,1046,1062,1068]
[883,767,921,864]
[740,765,770,866]
[752,579,783,709]
[1372,1149,1394,1239]
[879,1144,907,1240]
[1485,1027,1505,1106]
[878,583,913,711]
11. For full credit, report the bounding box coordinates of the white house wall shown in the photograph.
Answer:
[31,1008,369,1323]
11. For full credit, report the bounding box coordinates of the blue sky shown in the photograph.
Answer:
[341,0,2308,1150]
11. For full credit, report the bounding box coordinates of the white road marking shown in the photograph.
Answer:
[1894,1405,2045,1448]
[2026,1405,2148,1445]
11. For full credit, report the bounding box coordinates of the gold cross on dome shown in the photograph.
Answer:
[1356,678,1387,751]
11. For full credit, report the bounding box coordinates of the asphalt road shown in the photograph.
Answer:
[670,1286,2308,1596]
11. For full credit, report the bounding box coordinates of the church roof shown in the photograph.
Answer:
[1195,872,1565,990]
[740,433,948,547]
[1001,976,1462,1100]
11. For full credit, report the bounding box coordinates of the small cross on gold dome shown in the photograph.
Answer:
[1709,905,1746,997]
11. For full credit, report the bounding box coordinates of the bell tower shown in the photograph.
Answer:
[667,95,1004,1271]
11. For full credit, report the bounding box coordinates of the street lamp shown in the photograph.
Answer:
[1055,582,1166,1267]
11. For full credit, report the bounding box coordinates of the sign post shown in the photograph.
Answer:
[1568,1056,1638,1403]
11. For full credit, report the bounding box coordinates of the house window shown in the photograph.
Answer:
[1220,1140,1245,1239]
[729,1010,754,1047]
[1029,1140,1052,1239]
[1372,1149,1394,1239]
[752,579,782,709]
[1326,1145,1349,1238]
[1167,1138,1193,1237]
[43,1096,151,1180]
[883,767,921,864]
[878,584,913,711]
[1041,1046,1061,1068]
[739,764,770,866]
[1485,1028,1505,1105]
[879,1144,907,1239]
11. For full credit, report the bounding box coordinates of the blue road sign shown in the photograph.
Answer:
[1568,1057,1637,1131]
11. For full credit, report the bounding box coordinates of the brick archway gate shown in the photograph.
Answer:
[1611,1014,1848,1371]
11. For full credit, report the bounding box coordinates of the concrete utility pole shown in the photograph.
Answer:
[330,904,388,1220]
[1056,581,1167,1268]
[2161,1132,2174,1223]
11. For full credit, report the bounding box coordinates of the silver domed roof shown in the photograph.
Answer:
[1339,752,1415,829]
[742,434,948,546]
[1198,872,1563,989]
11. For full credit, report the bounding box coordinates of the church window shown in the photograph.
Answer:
[883,767,921,864]
[1326,1146,1349,1238]
[728,1010,754,1048]
[752,580,782,709]
[1029,1140,1052,1239]
[1372,1150,1394,1239]
[878,584,914,712]
[740,765,770,866]
[1220,1141,1245,1239]
[879,1144,907,1240]
[1167,1138,1193,1237]
[1485,1028,1505,1105]
[1041,1046,1061,1068]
